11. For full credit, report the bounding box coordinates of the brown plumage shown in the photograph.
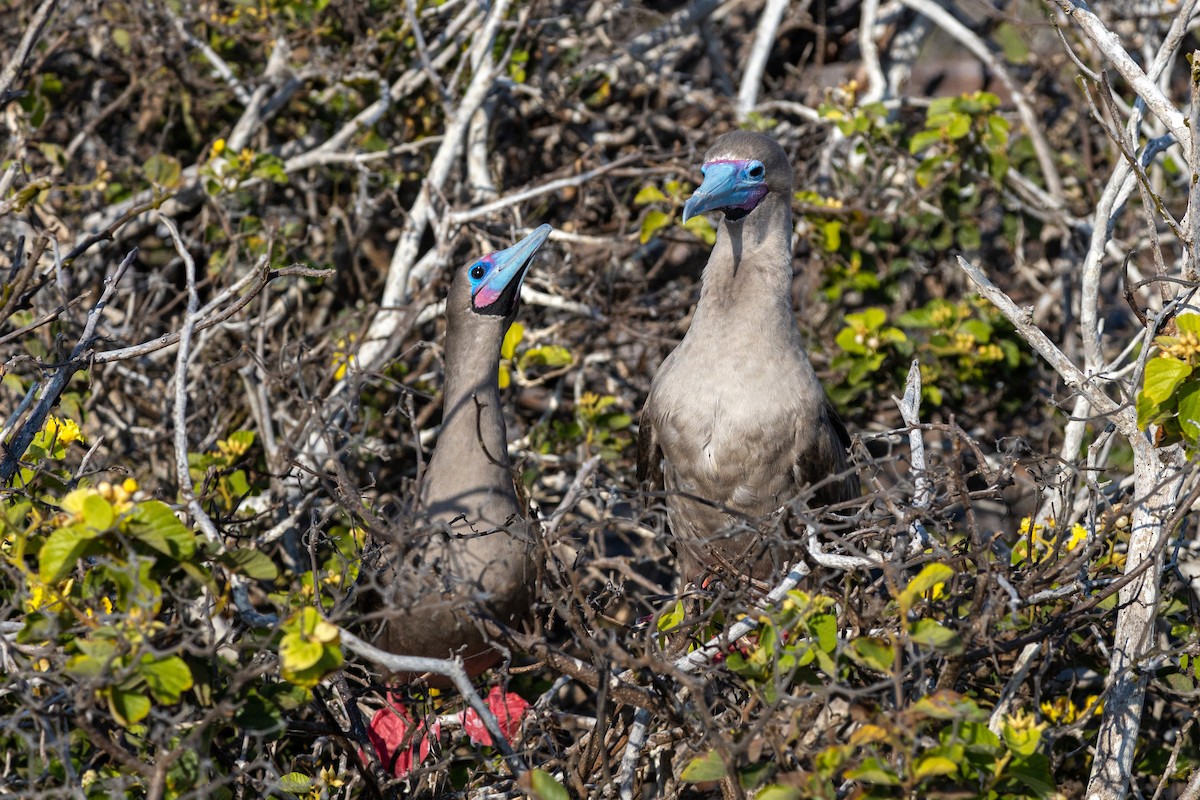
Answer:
[371,225,551,681]
[637,132,857,583]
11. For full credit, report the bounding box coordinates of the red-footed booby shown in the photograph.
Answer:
[637,132,858,583]
[374,224,552,681]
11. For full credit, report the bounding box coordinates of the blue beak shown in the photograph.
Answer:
[472,224,553,313]
[682,161,768,223]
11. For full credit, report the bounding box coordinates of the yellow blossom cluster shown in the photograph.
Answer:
[976,343,1005,362]
[42,415,83,446]
[332,333,358,381]
[1040,694,1102,724]
[97,478,139,516]
[1158,329,1200,363]
[1012,516,1088,565]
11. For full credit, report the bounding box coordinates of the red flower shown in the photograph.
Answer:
[459,687,530,747]
[365,694,441,778]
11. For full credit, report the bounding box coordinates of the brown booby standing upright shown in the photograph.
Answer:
[374,224,552,681]
[637,132,857,583]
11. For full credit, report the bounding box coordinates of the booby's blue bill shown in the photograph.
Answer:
[682,159,769,222]
[469,223,553,315]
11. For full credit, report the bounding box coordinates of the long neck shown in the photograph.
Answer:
[419,316,517,524]
[691,192,797,335]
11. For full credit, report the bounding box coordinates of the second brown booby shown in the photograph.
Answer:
[637,132,858,583]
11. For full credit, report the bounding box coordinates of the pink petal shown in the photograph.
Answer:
[459,687,530,746]
[366,695,441,778]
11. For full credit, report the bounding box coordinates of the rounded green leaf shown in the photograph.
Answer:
[849,637,894,674]
[530,769,570,800]
[108,687,152,727]
[913,755,958,779]
[1142,357,1192,405]
[280,632,324,673]
[633,185,668,205]
[144,153,182,188]
[1177,382,1200,444]
[81,494,115,531]
[39,525,98,583]
[910,619,964,654]
[680,750,726,782]
[220,548,279,581]
[756,787,801,800]
[140,655,194,704]
[128,500,197,561]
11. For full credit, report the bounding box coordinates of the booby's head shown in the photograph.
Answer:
[682,131,793,224]
[459,224,553,320]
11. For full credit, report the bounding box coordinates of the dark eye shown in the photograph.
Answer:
[748,164,765,179]
[470,264,486,280]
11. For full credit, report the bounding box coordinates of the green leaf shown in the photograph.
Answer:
[1142,357,1192,405]
[1177,382,1200,444]
[1175,313,1200,335]
[501,322,525,360]
[1001,718,1043,757]
[81,494,115,531]
[530,769,570,800]
[278,772,313,795]
[958,721,1001,752]
[680,750,726,782]
[756,787,801,800]
[140,655,194,704]
[220,548,279,581]
[848,637,893,674]
[909,130,942,154]
[39,525,100,583]
[945,112,972,140]
[845,757,900,785]
[250,153,288,184]
[640,210,671,244]
[822,220,841,252]
[914,690,987,721]
[912,755,958,779]
[910,619,963,654]
[682,215,716,246]
[633,185,668,205]
[809,612,838,653]
[128,501,197,561]
[67,638,118,677]
[234,690,286,736]
[897,563,953,616]
[657,599,685,633]
[144,153,182,188]
[279,608,343,689]
[109,687,152,727]
[280,632,324,673]
[1007,754,1055,795]
[519,345,573,370]
[956,223,982,251]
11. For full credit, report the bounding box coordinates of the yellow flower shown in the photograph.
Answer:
[43,415,83,446]
[212,138,226,157]
[25,576,73,613]
[332,334,357,381]
[1065,524,1088,552]
[1040,694,1102,724]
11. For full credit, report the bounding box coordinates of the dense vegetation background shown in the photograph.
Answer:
[2,0,1199,798]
